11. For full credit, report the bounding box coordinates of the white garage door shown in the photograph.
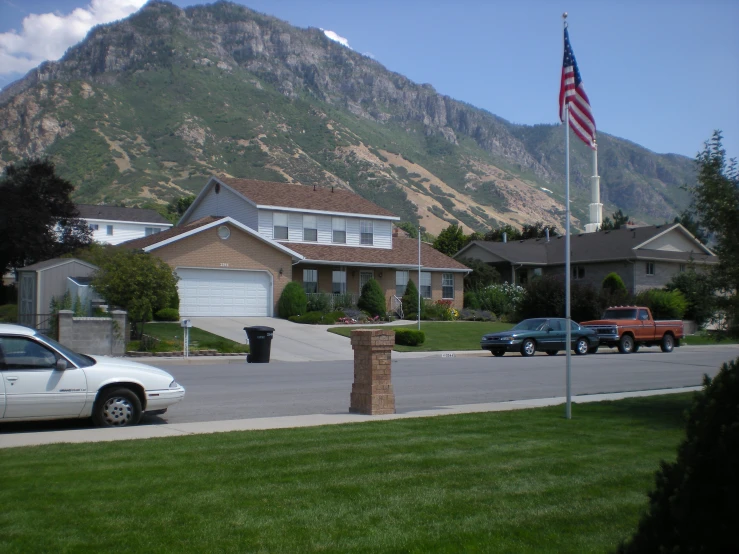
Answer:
[177,268,271,317]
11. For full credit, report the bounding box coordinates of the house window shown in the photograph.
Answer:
[442,273,454,299]
[106,225,113,236]
[420,272,431,299]
[360,220,373,245]
[145,227,161,236]
[646,262,655,276]
[89,224,99,231]
[303,215,317,242]
[332,269,346,294]
[273,213,288,240]
[679,264,686,273]
[572,266,585,280]
[332,218,346,244]
[396,270,409,297]
[303,269,318,294]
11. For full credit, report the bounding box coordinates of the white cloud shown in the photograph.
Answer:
[321,29,351,49]
[0,0,146,75]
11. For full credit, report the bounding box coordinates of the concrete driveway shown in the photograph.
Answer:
[193,317,357,362]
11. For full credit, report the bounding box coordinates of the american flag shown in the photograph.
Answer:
[559,27,596,149]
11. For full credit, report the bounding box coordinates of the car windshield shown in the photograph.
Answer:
[512,318,547,331]
[35,332,96,368]
[602,309,637,320]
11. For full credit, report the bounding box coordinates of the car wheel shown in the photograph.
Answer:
[661,334,675,353]
[618,334,635,354]
[545,350,558,356]
[93,388,142,427]
[492,350,505,357]
[588,346,599,354]
[521,339,536,357]
[574,338,589,355]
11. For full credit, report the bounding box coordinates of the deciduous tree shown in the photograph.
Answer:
[432,223,466,256]
[0,158,91,274]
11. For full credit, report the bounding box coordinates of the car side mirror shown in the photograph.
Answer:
[55,358,68,371]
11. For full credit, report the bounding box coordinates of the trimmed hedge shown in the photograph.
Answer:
[154,308,179,321]
[289,310,345,325]
[394,328,426,346]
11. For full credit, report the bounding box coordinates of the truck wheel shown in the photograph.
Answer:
[661,334,675,353]
[521,339,536,357]
[93,388,142,427]
[618,334,635,354]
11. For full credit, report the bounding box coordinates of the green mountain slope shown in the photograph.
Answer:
[0,0,696,235]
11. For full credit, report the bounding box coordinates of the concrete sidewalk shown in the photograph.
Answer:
[0,387,700,449]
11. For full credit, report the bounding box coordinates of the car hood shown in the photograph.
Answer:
[84,355,177,387]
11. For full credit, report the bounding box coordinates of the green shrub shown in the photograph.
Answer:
[278,282,307,319]
[570,282,602,322]
[666,269,716,327]
[357,278,386,318]
[288,310,345,325]
[515,277,565,319]
[307,292,332,313]
[154,308,179,321]
[401,279,420,320]
[332,293,356,310]
[169,287,180,310]
[617,358,739,552]
[478,283,525,318]
[394,328,426,346]
[602,272,627,294]
[636,289,687,320]
[0,284,17,305]
[463,291,480,310]
[0,303,17,323]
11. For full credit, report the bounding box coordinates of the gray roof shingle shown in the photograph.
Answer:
[76,204,172,225]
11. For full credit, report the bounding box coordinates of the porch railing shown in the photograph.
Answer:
[391,295,404,319]
[306,292,358,311]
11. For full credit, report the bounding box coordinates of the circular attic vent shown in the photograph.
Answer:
[217,225,230,240]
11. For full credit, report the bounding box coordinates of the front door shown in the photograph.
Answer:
[0,336,87,419]
[359,271,374,293]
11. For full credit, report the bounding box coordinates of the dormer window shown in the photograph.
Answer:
[273,213,288,240]
[360,220,373,245]
[332,217,346,244]
[303,215,317,242]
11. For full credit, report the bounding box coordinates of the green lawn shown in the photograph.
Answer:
[130,322,248,353]
[682,331,739,346]
[0,394,690,553]
[328,321,512,351]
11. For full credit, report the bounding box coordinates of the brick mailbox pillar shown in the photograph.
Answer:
[350,329,395,415]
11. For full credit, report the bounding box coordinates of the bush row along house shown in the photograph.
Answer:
[454,223,717,293]
[123,176,470,318]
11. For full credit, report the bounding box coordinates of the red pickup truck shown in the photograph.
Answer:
[581,306,684,354]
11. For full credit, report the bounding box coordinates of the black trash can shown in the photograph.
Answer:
[244,326,275,363]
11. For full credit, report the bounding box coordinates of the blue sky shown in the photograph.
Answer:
[1,0,737,159]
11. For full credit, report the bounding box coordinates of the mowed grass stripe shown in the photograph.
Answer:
[0,395,690,553]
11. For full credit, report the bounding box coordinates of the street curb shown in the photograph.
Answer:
[0,387,701,450]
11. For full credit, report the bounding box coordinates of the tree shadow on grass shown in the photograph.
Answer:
[579,393,695,431]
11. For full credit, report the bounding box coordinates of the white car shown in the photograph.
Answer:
[0,324,185,427]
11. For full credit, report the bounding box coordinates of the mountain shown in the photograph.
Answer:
[0,0,696,235]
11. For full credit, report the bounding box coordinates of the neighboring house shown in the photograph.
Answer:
[16,258,98,329]
[454,223,717,294]
[76,204,172,245]
[123,176,469,318]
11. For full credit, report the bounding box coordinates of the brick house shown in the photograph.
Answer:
[123,176,468,317]
[454,223,717,294]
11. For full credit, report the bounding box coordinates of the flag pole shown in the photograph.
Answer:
[417,225,421,331]
[563,13,572,420]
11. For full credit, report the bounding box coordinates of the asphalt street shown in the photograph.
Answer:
[156,344,737,423]
[1,345,736,434]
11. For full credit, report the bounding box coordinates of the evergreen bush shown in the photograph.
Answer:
[617,358,739,552]
[401,279,420,320]
[357,278,386,318]
[602,272,627,294]
[666,269,716,327]
[278,282,307,319]
[394,328,426,346]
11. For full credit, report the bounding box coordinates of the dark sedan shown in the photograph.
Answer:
[481,318,600,357]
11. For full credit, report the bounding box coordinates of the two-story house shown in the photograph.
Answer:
[123,176,469,318]
[76,205,173,245]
